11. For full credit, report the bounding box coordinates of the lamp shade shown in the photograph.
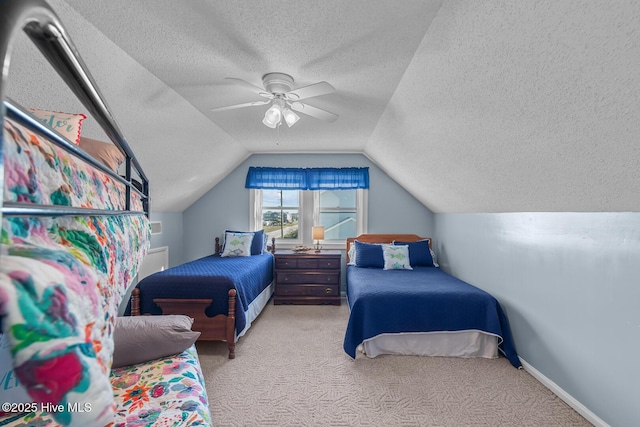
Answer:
[312,226,325,240]
[282,108,300,127]
[262,104,282,128]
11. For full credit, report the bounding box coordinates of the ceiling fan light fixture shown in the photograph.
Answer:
[282,108,300,127]
[262,104,282,128]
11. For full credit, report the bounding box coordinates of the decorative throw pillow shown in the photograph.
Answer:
[28,108,86,144]
[354,240,384,268]
[221,231,254,257]
[383,244,413,270]
[393,240,436,267]
[347,242,357,265]
[225,229,265,255]
[112,315,201,368]
[78,137,125,172]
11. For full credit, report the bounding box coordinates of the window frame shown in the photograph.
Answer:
[250,188,367,250]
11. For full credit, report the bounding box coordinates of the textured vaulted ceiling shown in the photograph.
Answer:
[5,0,640,212]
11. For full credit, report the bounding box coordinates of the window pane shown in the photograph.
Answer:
[319,190,356,209]
[318,189,357,240]
[262,190,299,208]
[319,211,356,240]
[263,209,299,239]
[261,189,300,240]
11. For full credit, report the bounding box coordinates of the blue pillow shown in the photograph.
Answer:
[354,240,384,268]
[225,229,265,255]
[394,240,434,266]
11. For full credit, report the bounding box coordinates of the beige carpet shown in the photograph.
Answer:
[196,302,591,427]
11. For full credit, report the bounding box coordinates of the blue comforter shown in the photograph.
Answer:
[344,266,520,368]
[135,253,273,335]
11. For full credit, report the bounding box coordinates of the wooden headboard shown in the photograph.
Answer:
[345,234,431,264]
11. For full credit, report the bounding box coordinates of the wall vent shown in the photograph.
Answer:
[150,221,162,234]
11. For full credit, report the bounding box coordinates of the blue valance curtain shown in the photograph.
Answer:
[245,167,369,190]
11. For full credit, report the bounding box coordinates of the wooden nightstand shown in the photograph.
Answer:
[274,251,341,305]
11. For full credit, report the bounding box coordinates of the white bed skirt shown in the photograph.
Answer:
[360,330,499,359]
[236,282,274,340]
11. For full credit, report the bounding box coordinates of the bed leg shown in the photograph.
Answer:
[227,289,237,359]
[131,288,140,316]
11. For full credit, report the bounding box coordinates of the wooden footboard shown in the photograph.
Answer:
[130,288,238,359]
[129,235,276,360]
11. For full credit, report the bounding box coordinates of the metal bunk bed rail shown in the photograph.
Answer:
[0,0,150,219]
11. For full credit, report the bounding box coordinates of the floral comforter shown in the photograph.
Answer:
[0,116,150,426]
[0,345,211,427]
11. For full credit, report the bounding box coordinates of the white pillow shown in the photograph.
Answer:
[347,242,357,265]
[221,232,254,257]
[383,244,413,270]
[430,248,439,267]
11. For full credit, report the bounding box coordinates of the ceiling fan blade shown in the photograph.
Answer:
[211,100,271,112]
[289,102,338,122]
[285,81,335,101]
[226,78,272,98]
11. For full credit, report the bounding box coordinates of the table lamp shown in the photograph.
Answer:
[312,226,324,252]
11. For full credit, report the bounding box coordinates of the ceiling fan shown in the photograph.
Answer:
[211,73,338,128]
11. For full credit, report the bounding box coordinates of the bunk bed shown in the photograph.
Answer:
[343,234,521,368]
[0,1,210,425]
[131,235,275,359]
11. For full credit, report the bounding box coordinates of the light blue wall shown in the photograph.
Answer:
[184,153,434,262]
[148,211,184,267]
[434,212,640,427]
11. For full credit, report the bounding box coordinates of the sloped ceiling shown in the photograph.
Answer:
[5,0,640,212]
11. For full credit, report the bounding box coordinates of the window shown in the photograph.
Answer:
[315,190,356,241]
[247,167,369,248]
[261,189,300,241]
[250,188,367,249]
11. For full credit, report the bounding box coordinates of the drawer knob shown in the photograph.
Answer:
[325,287,333,294]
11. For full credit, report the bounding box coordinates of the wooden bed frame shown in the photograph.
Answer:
[130,236,276,359]
[346,233,431,264]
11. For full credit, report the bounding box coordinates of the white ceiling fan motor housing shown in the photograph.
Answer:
[262,73,294,95]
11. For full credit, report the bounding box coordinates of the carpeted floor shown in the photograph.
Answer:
[196,301,591,426]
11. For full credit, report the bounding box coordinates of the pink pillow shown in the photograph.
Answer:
[28,108,86,144]
[79,137,125,172]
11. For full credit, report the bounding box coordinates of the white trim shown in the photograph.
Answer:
[249,189,260,231]
[519,357,610,427]
[356,188,368,235]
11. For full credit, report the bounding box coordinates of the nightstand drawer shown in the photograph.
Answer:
[275,257,299,269]
[276,284,339,296]
[275,255,340,270]
[277,272,339,284]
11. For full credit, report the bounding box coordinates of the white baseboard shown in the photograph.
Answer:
[519,357,609,427]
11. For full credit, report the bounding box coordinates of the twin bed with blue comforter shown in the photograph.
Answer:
[132,236,274,359]
[343,234,521,368]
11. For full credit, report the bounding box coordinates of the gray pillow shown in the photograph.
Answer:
[112,315,201,368]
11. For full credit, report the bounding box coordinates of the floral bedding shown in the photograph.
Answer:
[0,116,150,425]
[0,345,211,427]
[3,117,144,212]
[111,345,211,427]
